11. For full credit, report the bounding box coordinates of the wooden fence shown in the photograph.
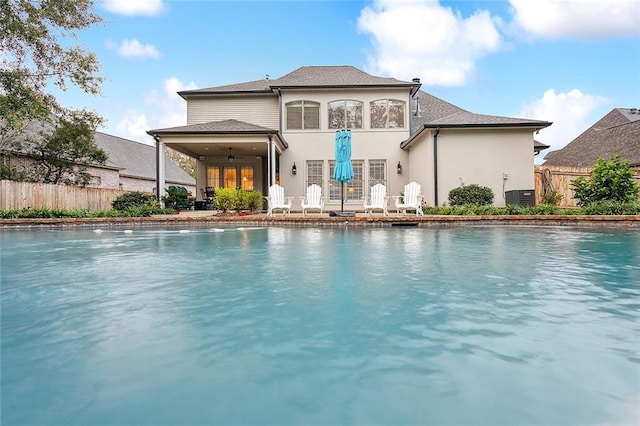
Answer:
[0,180,127,211]
[534,165,640,207]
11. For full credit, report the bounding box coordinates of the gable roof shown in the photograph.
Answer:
[543,108,640,167]
[94,132,194,184]
[179,65,419,97]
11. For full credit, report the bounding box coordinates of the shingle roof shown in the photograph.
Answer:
[148,119,277,135]
[179,65,417,96]
[94,132,194,184]
[543,108,640,167]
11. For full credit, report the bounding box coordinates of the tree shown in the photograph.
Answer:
[22,112,107,185]
[571,154,639,206]
[165,147,197,179]
[0,0,103,141]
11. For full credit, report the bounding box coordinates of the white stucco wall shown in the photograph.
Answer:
[419,128,535,207]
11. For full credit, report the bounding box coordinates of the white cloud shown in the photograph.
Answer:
[102,0,165,17]
[114,39,161,59]
[357,0,502,86]
[518,89,609,161]
[115,77,198,142]
[509,0,640,39]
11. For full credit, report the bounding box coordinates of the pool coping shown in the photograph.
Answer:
[2,213,640,229]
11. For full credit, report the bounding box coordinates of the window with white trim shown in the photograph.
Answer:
[328,100,363,129]
[368,159,387,188]
[306,160,323,189]
[370,99,405,128]
[286,100,320,129]
[329,160,364,202]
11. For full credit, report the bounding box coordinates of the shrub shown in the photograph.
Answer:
[162,186,193,211]
[571,154,639,207]
[214,187,237,211]
[246,190,264,211]
[581,201,640,215]
[112,191,156,211]
[448,184,494,206]
[541,187,564,206]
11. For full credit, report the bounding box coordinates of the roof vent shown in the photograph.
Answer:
[265,74,270,80]
[630,108,638,114]
[412,77,421,84]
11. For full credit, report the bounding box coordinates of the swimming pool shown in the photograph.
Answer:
[2,226,639,425]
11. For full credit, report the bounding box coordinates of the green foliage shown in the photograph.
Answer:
[0,0,103,138]
[162,186,193,210]
[0,208,87,218]
[571,154,639,206]
[214,187,237,211]
[0,163,32,181]
[246,190,264,211]
[112,191,157,211]
[214,187,263,212]
[581,201,640,215]
[448,184,494,206]
[541,187,564,205]
[20,115,107,185]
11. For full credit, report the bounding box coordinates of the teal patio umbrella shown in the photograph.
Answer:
[333,129,354,212]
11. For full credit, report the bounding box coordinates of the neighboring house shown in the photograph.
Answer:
[92,132,195,193]
[148,65,551,209]
[543,108,640,167]
[1,130,195,194]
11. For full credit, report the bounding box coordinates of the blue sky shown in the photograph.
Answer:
[56,0,640,163]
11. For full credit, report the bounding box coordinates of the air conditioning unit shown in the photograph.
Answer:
[505,190,535,206]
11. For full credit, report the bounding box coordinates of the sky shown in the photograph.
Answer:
[55,0,640,163]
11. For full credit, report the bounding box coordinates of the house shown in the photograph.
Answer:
[92,132,195,193]
[1,129,195,194]
[147,65,551,209]
[543,108,640,167]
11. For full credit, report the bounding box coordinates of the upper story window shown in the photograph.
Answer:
[370,99,405,128]
[328,100,363,129]
[286,100,320,129]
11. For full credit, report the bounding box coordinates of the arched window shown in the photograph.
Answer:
[370,99,405,128]
[286,100,320,129]
[328,100,363,129]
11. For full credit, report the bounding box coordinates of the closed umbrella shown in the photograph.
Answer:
[333,129,354,213]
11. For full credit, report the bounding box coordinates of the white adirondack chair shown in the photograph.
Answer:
[363,183,389,216]
[392,181,424,216]
[265,184,293,216]
[299,184,325,216]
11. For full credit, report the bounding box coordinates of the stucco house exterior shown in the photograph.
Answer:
[148,66,551,210]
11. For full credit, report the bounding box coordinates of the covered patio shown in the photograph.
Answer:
[147,120,288,205]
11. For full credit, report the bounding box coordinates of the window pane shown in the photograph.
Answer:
[388,100,405,128]
[304,102,320,129]
[369,160,387,187]
[240,166,254,190]
[329,161,340,201]
[207,167,220,188]
[286,101,302,129]
[346,101,363,129]
[346,161,363,201]
[328,101,345,129]
[370,100,387,128]
[223,167,237,189]
[306,160,323,188]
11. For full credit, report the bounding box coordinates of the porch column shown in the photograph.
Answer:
[268,135,276,186]
[155,136,165,206]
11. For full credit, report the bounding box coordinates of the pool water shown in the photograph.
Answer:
[1,226,639,425]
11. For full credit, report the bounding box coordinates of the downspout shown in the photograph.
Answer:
[433,127,440,206]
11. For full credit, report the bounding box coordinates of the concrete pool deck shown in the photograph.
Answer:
[2,210,640,228]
